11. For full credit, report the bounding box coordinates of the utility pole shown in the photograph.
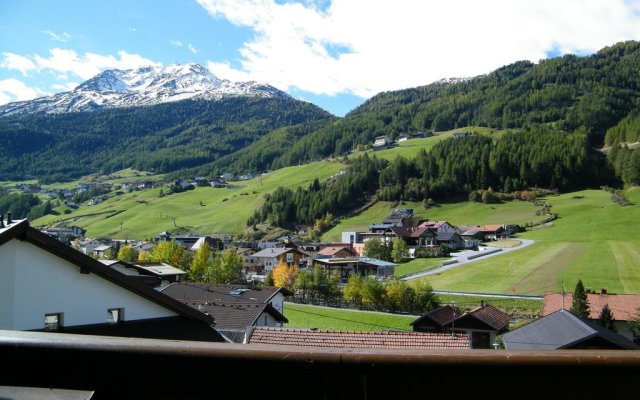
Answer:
[451,301,456,337]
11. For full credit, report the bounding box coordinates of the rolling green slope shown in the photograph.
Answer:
[33,160,344,239]
[418,188,640,295]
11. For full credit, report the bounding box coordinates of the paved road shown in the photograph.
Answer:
[401,239,536,281]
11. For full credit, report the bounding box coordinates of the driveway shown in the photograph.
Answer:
[401,239,535,280]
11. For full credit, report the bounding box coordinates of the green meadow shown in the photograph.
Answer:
[284,302,417,331]
[419,188,640,296]
[33,161,344,239]
[350,126,501,162]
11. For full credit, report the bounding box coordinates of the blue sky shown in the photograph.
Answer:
[2,0,640,116]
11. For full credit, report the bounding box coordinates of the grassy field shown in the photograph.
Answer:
[394,257,450,277]
[283,297,541,332]
[284,302,417,331]
[350,126,501,162]
[419,188,640,296]
[32,160,344,239]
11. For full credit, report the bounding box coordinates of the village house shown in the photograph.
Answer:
[312,256,396,282]
[542,290,640,342]
[372,134,391,150]
[396,133,408,143]
[40,224,86,244]
[0,218,225,342]
[250,246,307,274]
[411,303,511,349]
[316,245,357,259]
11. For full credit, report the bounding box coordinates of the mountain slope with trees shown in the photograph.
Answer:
[0,97,334,182]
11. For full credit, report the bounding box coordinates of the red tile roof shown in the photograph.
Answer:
[543,291,640,322]
[318,246,352,256]
[248,327,470,349]
[478,224,503,232]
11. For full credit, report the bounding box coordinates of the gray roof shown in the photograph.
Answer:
[250,247,293,258]
[502,310,639,350]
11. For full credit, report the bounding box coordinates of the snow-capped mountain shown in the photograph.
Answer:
[0,63,289,116]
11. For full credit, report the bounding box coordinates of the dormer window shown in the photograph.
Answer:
[44,313,63,331]
[107,308,124,323]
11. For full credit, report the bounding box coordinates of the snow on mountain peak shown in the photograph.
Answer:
[0,63,289,116]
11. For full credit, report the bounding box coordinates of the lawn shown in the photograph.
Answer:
[33,160,344,239]
[284,302,417,331]
[349,126,502,162]
[419,188,640,296]
[394,257,450,277]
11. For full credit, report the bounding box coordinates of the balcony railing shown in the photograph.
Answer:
[1,329,639,399]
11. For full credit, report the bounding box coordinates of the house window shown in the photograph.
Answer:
[107,308,124,324]
[44,313,63,331]
[264,315,268,325]
[286,253,294,263]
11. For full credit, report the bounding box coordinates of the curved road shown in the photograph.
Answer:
[401,239,536,281]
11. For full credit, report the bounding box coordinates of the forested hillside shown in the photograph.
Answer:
[0,97,333,182]
[275,41,640,167]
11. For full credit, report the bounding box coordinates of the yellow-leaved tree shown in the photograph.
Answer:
[272,261,298,291]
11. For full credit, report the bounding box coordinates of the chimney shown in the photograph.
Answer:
[6,212,11,225]
[601,288,608,295]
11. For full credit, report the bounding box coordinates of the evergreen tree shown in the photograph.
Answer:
[570,279,590,318]
[599,303,617,332]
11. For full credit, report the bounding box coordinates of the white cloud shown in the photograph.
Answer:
[187,44,198,54]
[0,53,37,76]
[197,0,640,98]
[27,48,160,80]
[170,39,184,47]
[0,79,48,105]
[42,30,71,42]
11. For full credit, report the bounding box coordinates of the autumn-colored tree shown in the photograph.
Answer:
[384,278,412,312]
[138,250,151,262]
[117,244,135,262]
[207,248,245,284]
[272,261,299,291]
[190,243,211,282]
[343,274,364,308]
[151,241,185,269]
[412,280,440,313]
[361,276,385,310]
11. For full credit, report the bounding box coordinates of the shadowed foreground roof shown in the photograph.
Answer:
[502,310,639,350]
[248,327,470,349]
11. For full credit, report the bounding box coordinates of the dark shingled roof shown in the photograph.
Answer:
[162,282,290,304]
[248,327,470,349]
[460,304,511,331]
[502,310,639,350]
[182,301,287,330]
[411,305,457,328]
